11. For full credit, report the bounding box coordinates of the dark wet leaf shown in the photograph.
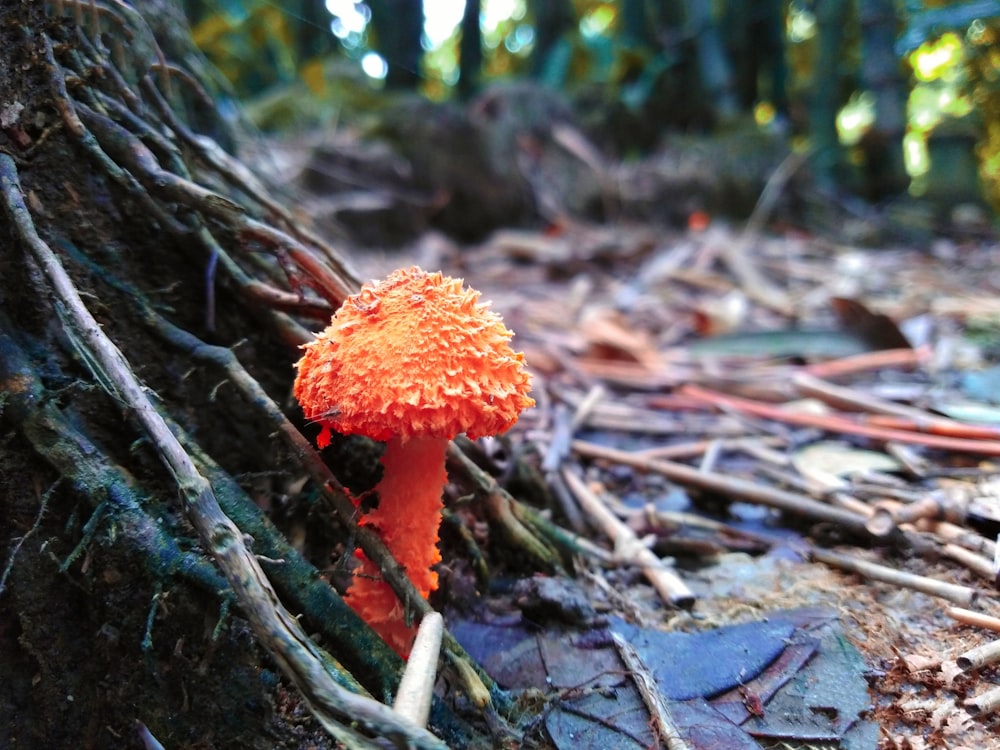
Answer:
[608,616,795,700]
[451,609,877,749]
[742,629,873,745]
[671,700,763,750]
[545,688,656,750]
[830,297,912,350]
[688,329,871,359]
[712,640,819,725]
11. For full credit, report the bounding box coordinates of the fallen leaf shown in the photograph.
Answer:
[793,441,903,489]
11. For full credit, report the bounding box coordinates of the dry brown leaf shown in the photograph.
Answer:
[579,307,661,368]
[903,653,942,673]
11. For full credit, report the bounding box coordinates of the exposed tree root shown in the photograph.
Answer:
[0,1,554,745]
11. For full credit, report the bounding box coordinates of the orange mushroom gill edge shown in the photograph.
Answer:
[293,266,534,657]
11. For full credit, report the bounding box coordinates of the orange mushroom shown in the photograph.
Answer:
[293,266,534,656]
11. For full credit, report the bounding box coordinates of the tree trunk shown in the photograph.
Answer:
[370,0,424,90]
[682,0,738,121]
[857,0,909,200]
[0,1,497,746]
[529,0,574,84]
[809,0,851,191]
[457,0,483,99]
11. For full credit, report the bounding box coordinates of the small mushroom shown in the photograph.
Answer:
[294,266,534,655]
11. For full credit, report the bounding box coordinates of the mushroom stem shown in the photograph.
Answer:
[344,436,448,656]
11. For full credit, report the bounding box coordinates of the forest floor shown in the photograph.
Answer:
[3,2,996,747]
[3,76,1000,747]
[334,197,1000,750]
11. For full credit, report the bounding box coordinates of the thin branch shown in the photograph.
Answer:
[394,612,444,728]
[611,631,692,750]
[561,468,695,607]
[956,637,1000,672]
[447,442,563,574]
[948,607,1000,633]
[801,347,926,379]
[43,33,186,235]
[810,547,978,607]
[715,151,807,316]
[0,479,58,598]
[793,372,1000,440]
[966,685,1000,716]
[572,439,871,534]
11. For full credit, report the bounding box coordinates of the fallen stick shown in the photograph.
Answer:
[612,631,692,750]
[915,519,997,561]
[966,685,1000,716]
[940,544,997,582]
[802,348,925,379]
[810,548,978,607]
[792,372,1000,440]
[865,497,957,539]
[394,612,444,728]
[956,637,1000,671]
[572,440,871,535]
[679,384,1000,456]
[561,468,695,607]
[947,607,1000,633]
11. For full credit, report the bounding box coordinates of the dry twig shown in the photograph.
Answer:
[948,607,1000,633]
[611,631,692,750]
[572,439,870,534]
[561,468,695,607]
[957,637,1000,672]
[802,348,926,379]
[680,384,1000,456]
[810,547,978,607]
[394,612,444,728]
[966,686,1000,717]
[793,372,1000,440]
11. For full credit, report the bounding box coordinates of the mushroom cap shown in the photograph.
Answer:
[294,266,534,445]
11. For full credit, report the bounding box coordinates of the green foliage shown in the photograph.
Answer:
[964,19,1000,211]
[192,2,298,97]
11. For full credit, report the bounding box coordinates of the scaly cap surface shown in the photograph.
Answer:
[294,266,534,446]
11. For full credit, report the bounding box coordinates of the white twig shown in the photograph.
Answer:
[394,612,444,728]
[561,468,695,607]
[811,547,978,607]
[957,637,1000,672]
[966,685,1000,716]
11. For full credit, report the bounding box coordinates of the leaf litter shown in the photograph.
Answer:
[349,216,1000,748]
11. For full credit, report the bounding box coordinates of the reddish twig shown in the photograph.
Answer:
[801,347,927,379]
[241,219,355,307]
[793,372,1000,440]
[863,414,1000,440]
[678,384,1000,456]
[948,607,1000,633]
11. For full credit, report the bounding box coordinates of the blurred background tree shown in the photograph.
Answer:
[182,0,1000,218]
